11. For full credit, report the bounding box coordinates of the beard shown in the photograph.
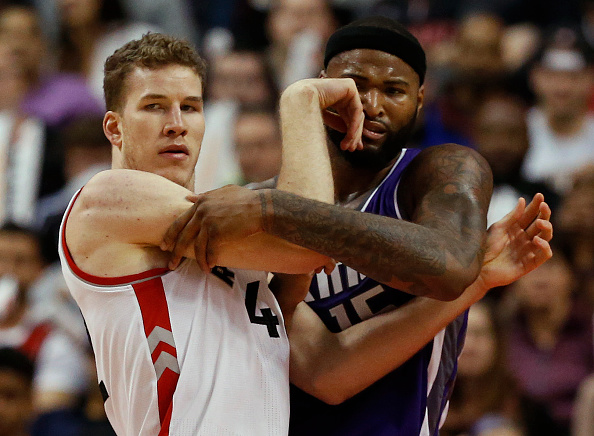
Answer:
[327,111,418,171]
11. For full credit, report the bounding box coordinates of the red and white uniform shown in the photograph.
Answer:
[58,192,290,436]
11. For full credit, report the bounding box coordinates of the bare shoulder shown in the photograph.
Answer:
[412,144,490,177]
[65,169,192,277]
[399,144,493,220]
[404,144,491,193]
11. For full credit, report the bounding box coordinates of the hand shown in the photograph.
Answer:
[283,78,364,151]
[478,193,553,290]
[160,185,265,271]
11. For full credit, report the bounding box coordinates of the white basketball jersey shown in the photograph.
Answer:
[58,191,290,435]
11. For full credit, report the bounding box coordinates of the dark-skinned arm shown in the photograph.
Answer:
[260,144,493,301]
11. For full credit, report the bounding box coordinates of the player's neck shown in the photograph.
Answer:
[332,155,395,206]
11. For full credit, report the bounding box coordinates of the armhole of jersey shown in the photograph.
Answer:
[394,179,404,220]
[59,188,169,287]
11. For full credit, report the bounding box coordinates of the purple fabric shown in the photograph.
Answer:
[21,74,104,128]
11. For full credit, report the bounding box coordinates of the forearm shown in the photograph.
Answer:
[276,83,334,203]
[290,277,488,404]
[263,191,483,300]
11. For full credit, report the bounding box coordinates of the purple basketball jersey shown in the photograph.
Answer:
[289,149,468,436]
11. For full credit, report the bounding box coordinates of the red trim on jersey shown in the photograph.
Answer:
[60,188,169,286]
[133,277,179,435]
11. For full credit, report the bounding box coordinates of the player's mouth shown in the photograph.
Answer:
[159,144,189,159]
[362,119,387,142]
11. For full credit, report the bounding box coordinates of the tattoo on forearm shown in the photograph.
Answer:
[266,148,491,297]
[268,191,449,294]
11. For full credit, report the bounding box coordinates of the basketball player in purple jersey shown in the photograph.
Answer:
[162,16,553,436]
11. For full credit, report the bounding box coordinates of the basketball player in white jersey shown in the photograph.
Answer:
[58,33,365,436]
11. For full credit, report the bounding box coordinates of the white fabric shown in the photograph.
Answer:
[487,184,521,227]
[0,111,45,227]
[194,100,242,193]
[0,310,89,395]
[523,108,594,193]
[59,194,290,436]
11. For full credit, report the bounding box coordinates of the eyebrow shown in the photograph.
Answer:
[140,94,203,102]
[344,73,411,87]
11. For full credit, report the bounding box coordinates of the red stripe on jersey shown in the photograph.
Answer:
[133,277,179,434]
[61,188,169,286]
[152,341,177,364]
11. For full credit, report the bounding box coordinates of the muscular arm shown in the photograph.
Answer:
[68,79,363,277]
[289,195,552,404]
[66,169,329,276]
[263,145,493,300]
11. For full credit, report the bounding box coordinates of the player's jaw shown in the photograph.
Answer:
[329,111,416,171]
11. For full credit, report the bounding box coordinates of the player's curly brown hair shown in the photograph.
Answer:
[103,32,207,111]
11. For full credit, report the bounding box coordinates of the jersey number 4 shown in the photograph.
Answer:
[245,281,280,338]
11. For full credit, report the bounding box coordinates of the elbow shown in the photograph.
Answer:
[300,374,353,406]
[288,250,331,274]
[427,266,480,301]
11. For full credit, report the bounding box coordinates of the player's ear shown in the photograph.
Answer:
[416,84,425,113]
[103,111,123,148]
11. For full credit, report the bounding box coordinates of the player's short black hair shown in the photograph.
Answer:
[324,15,426,84]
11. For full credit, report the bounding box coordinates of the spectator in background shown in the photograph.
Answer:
[471,88,559,226]
[555,165,594,305]
[503,244,594,436]
[265,0,338,90]
[0,347,34,436]
[35,116,111,252]
[196,49,279,192]
[233,105,282,185]
[522,27,594,194]
[442,301,523,436]
[0,5,103,129]
[0,37,64,228]
[0,224,88,422]
[572,373,594,436]
[56,0,159,104]
[418,12,508,148]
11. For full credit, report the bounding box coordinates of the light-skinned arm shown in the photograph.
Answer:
[66,78,363,277]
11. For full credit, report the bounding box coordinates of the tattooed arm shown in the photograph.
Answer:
[288,195,552,403]
[261,144,493,301]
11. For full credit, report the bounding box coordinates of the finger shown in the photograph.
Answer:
[518,193,544,229]
[488,197,524,237]
[168,213,201,269]
[531,235,553,268]
[535,218,553,242]
[186,193,200,203]
[323,259,337,274]
[161,202,198,252]
[539,201,551,221]
[194,226,210,272]
[525,201,551,239]
[341,101,364,151]
[322,109,348,133]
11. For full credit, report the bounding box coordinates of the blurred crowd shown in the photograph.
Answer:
[0,0,593,435]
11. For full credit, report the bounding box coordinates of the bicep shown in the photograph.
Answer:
[405,145,492,260]
[68,169,193,249]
